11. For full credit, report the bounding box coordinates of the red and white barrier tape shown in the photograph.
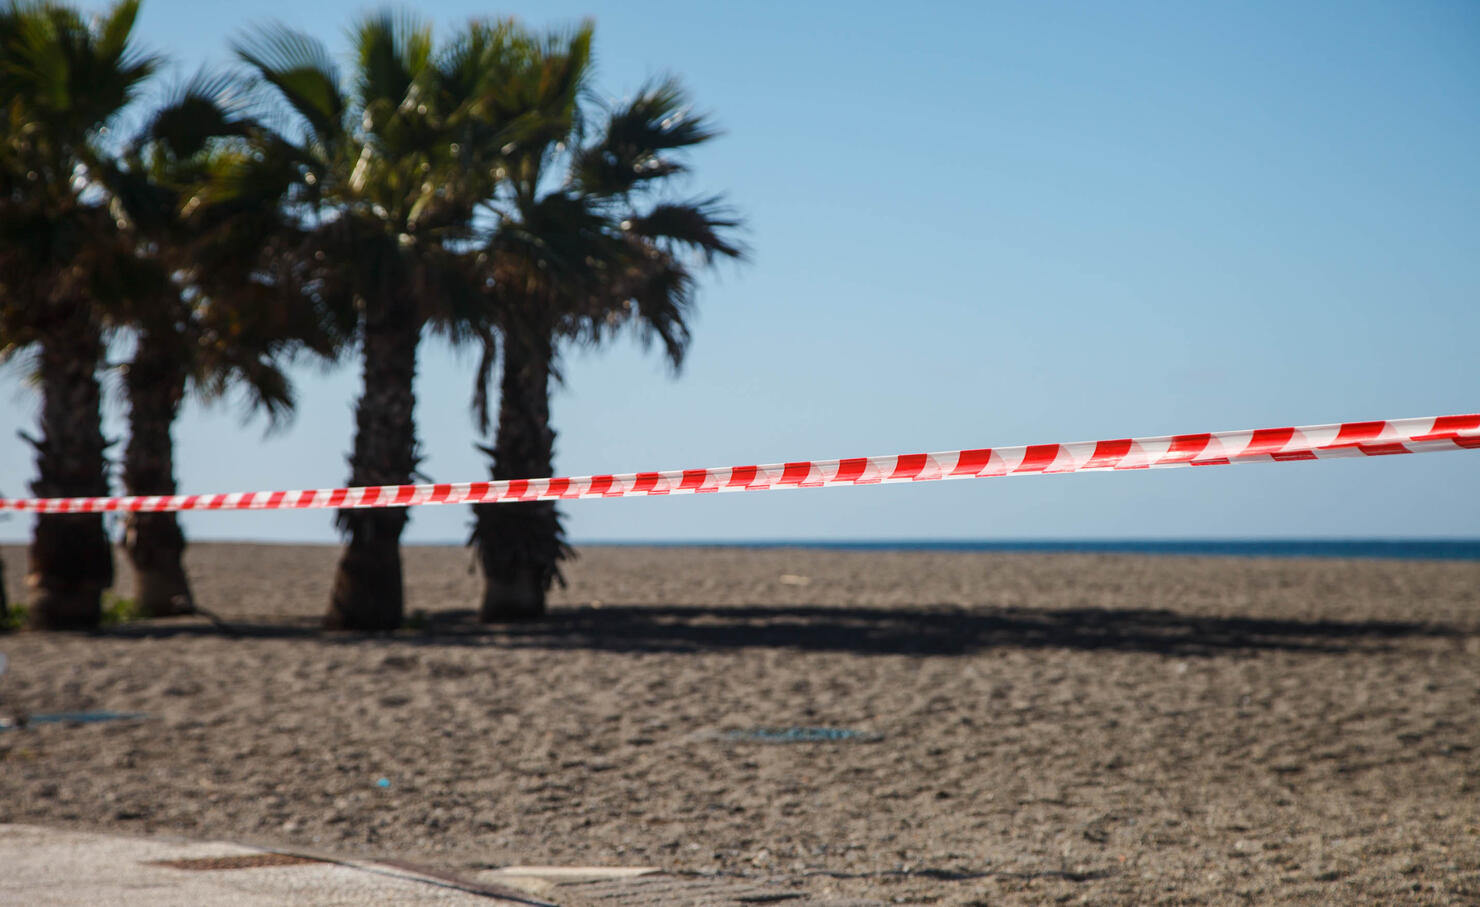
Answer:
[1,413,1475,515]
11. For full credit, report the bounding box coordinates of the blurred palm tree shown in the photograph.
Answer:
[470,76,744,621]
[221,12,573,629]
[96,73,343,617]
[0,0,159,629]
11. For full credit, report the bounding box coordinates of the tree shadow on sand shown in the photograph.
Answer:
[104,603,1466,658]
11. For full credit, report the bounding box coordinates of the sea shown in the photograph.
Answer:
[578,539,1480,561]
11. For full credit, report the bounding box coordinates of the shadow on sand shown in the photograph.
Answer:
[101,603,1466,658]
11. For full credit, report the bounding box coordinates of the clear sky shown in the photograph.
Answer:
[2,0,1477,544]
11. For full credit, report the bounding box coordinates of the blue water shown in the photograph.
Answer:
[579,539,1480,561]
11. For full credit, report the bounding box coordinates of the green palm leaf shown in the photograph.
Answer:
[573,77,718,196]
[0,0,159,134]
[352,9,431,114]
[233,22,345,146]
[625,197,744,261]
[138,69,250,160]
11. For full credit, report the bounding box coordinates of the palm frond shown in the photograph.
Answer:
[1,0,160,134]
[609,77,717,151]
[625,196,745,262]
[136,68,251,160]
[186,134,308,212]
[620,250,693,370]
[95,0,145,68]
[232,22,345,145]
[233,355,296,433]
[469,325,497,435]
[351,9,431,113]
[482,21,592,186]
[572,76,718,196]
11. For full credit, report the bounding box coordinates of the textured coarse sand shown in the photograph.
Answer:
[1,543,1478,905]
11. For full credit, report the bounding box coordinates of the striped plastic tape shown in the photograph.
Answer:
[1,413,1475,515]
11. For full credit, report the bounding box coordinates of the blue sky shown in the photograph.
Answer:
[2,0,1476,543]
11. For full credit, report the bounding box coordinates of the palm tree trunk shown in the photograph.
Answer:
[327,311,419,631]
[473,331,570,621]
[120,327,193,617]
[25,316,114,630]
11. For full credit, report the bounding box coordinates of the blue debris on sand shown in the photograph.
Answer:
[0,711,145,730]
[722,726,883,744]
[376,777,391,788]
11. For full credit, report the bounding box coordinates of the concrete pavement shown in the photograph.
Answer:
[0,823,551,906]
[0,824,886,905]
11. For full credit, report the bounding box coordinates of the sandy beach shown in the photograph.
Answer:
[1,543,1477,905]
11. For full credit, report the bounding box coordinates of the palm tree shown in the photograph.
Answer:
[471,77,744,621]
[99,74,340,617]
[0,0,159,629]
[224,13,570,629]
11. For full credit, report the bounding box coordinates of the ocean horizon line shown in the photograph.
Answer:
[569,538,1480,561]
[6,537,1469,560]
[3,537,1477,560]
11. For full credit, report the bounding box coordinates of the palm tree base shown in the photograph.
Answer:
[327,526,405,631]
[25,580,107,630]
[471,500,566,624]
[131,566,195,618]
[26,514,112,630]
[123,513,195,617]
[479,566,547,621]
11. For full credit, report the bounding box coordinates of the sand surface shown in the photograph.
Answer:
[1,543,1478,905]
